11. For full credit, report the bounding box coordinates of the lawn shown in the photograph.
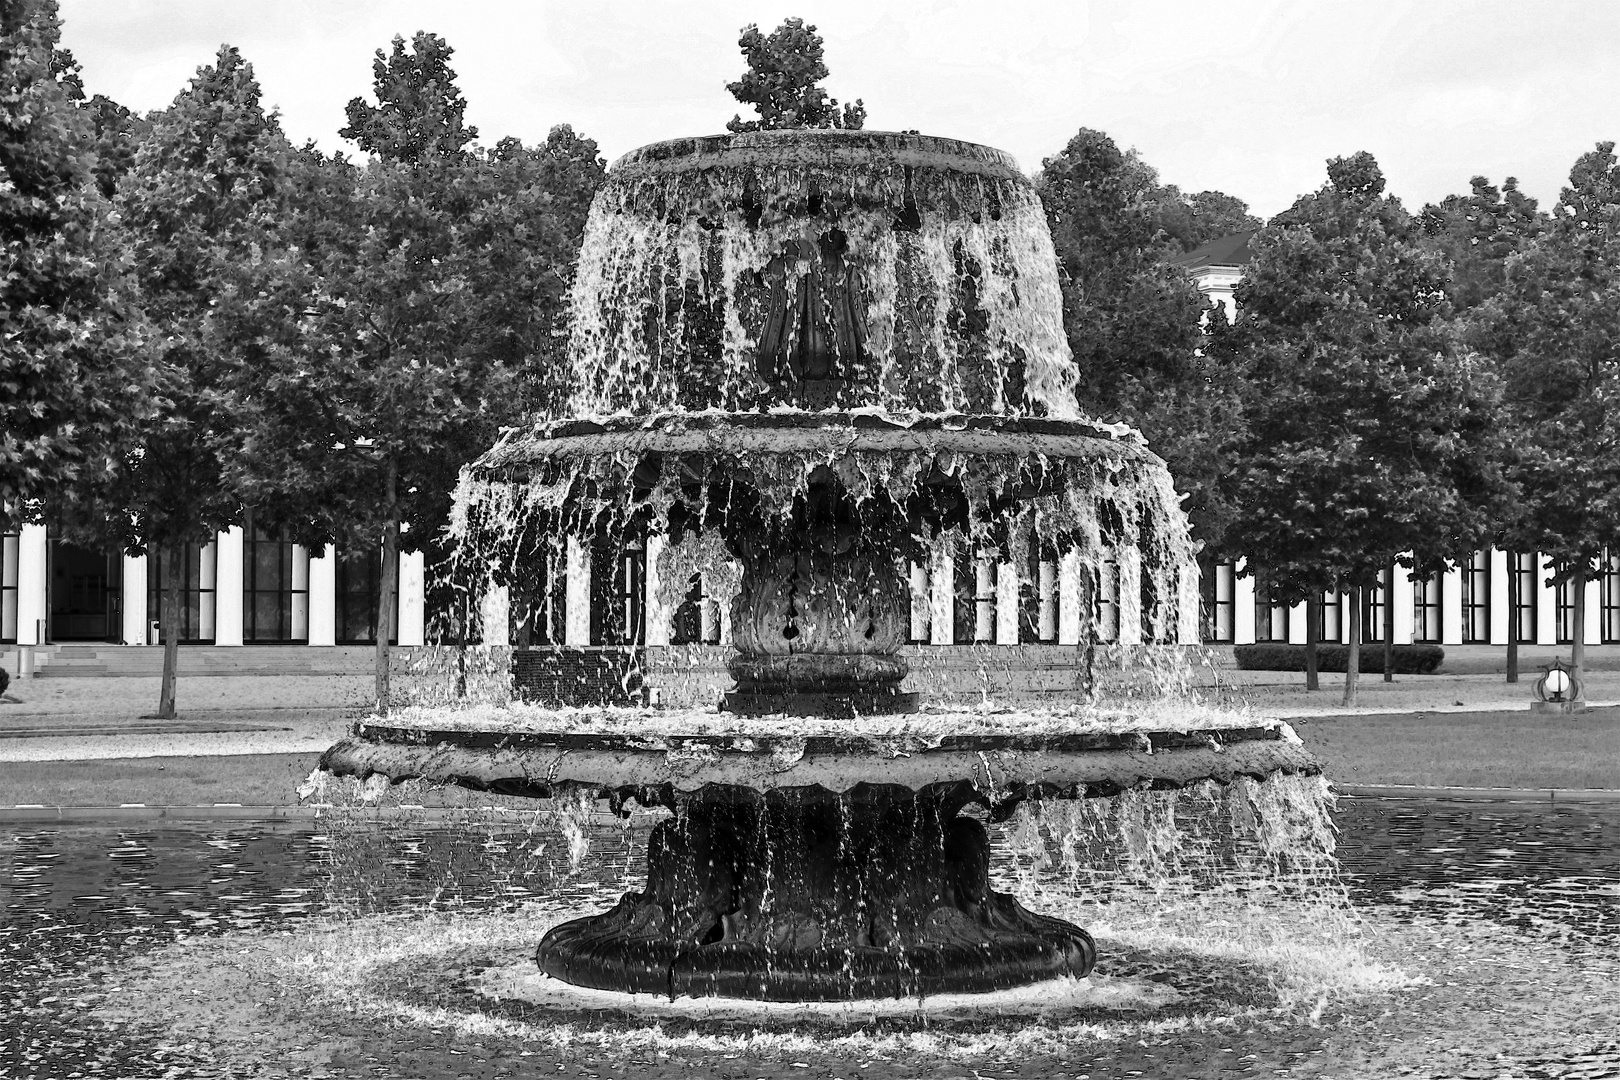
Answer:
[1,706,1616,806]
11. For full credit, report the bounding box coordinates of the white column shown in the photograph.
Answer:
[929,545,954,645]
[1489,548,1509,645]
[1537,553,1556,645]
[1177,557,1200,645]
[17,524,47,645]
[1584,569,1601,645]
[1038,559,1058,641]
[214,527,244,646]
[565,536,592,646]
[481,583,510,647]
[1391,562,1414,644]
[1287,601,1306,644]
[121,553,147,646]
[1233,561,1257,645]
[643,534,670,647]
[398,550,425,647]
[291,544,309,641]
[1057,550,1084,645]
[995,561,1020,645]
[307,544,336,647]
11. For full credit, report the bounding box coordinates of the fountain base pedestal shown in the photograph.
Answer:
[536,783,1094,1000]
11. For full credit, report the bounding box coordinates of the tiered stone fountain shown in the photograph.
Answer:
[321,129,1318,1002]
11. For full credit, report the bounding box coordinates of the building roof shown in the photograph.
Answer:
[1173,229,1258,272]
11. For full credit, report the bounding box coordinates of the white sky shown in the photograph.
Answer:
[57,0,1620,220]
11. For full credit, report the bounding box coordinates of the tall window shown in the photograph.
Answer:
[243,524,307,643]
[952,551,997,644]
[508,538,565,648]
[1203,560,1236,644]
[1602,553,1620,644]
[1415,570,1444,644]
[1510,552,1538,644]
[1555,576,1579,646]
[1094,559,1120,644]
[1317,591,1342,644]
[1254,578,1289,642]
[1017,542,1058,644]
[1361,570,1390,644]
[147,543,216,644]
[335,546,402,646]
[1,532,17,644]
[671,573,721,646]
[590,534,645,646]
[1458,552,1488,643]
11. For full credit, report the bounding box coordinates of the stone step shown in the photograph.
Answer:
[20,645,380,678]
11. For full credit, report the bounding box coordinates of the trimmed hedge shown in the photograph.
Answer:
[1233,643,1445,675]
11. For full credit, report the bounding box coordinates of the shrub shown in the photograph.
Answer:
[1232,643,1444,675]
[0,666,9,696]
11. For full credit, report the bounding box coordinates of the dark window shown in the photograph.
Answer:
[1254,578,1289,642]
[952,550,997,644]
[590,534,645,646]
[48,540,121,642]
[1603,553,1620,644]
[1555,576,1578,646]
[1203,560,1236,644]
[1510,552,1537,644]
[509,538,566,648]
[147,544,216,644]
[670,573,721,646]
[1318,591,1341,644]
[1415,570,1444,644]
[1,533,17,644]
[907,561,931,644]
[335,546,402,645]
[243,524,307,643]
[1361,569,1390,644]
[1094,559,1120,644]
[1458,552,1488,643]
[1018,543,1059,644]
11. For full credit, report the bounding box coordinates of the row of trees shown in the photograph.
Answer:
[1037,126,1620,705]
[1,0,605,715]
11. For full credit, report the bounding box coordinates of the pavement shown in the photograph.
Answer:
[1,650,1617,808]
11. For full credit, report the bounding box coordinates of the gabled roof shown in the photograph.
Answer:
[1173,229,1258,272]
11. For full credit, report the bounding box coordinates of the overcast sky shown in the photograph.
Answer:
[56,0,1620,220]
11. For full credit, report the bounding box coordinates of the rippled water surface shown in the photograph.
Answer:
[3,798,1618,1079]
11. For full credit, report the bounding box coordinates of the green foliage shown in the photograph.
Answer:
[0,0,145,531]
[1473,142,1620,582]
[1420,175,1544,313]
[341,31,476,164]
[113,44,290,554]
[1153,188,1263,254]
[1233,643,1444,674]
[1216,151,1505,605]
[726,18,865,133]
[1035,128,1245,559]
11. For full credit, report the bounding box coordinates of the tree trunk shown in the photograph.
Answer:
[1571,563,1587,688]
[157,541,182,720]
[1506,555,1519,683]
[1343,584,1361,708]
[375,456,399,715]
[1304,594,1320,691]
[1382,565,1395,682]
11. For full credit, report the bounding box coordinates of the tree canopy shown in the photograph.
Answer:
[341,31,476,164]
[726,18,865,132]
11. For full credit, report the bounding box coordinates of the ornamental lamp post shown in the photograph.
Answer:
[1530,657,1586,715]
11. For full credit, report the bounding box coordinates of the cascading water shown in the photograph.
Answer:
[319,127,1323,1003]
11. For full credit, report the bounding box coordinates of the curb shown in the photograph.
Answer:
[1334,784,1620,803]
[0,803,646,824]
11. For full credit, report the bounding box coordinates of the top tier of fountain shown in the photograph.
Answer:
[563,129,1079,420]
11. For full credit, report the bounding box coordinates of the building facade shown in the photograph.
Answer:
[1179,230,1620,649]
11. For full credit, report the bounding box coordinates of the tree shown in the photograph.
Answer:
[1215,152,1504,705]
[0,0,146,532]
[1473,143,1620,686]
[726,18,865,132]
[1421,176,1544,681]
[114,45,292,718]
[340,31,476,164]
[236,36,605,711]
[1152,187,1264,254]
[1035,128,1248,601]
